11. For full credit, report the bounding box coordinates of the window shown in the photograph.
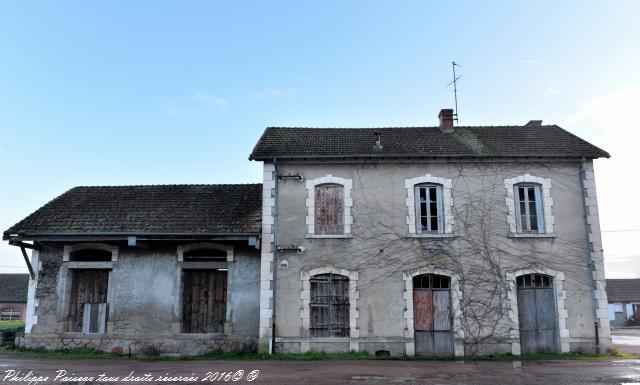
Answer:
[415,184,444,234]
[0,307,20,321]
[314,184,344,235]
[309,273,349,337]
[516,273,553,289]
[514,183,545,233]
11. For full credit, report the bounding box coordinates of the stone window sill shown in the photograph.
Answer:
[306,234,353,239]
[407,233,455,239]
[508,233,556,238]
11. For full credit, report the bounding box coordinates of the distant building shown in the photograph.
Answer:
[607,279,640,326]
[0,274,29,321]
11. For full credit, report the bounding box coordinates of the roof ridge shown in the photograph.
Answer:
[264,125,547,129]
[72,183,263,188]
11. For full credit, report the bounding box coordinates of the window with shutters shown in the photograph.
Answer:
[314,183,344,236]
[309,273,350,337]
[415,183,444,235]
[514,183,545,234]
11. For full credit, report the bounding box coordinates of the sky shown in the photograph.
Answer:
[0,1,639,278]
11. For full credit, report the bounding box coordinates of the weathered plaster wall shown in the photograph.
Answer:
[22,242,260,355]
[272,160,610,355]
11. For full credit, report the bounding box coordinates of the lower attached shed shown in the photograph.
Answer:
[2,184,263,355]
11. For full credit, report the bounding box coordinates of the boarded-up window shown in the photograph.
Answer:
[182,269,227,333]
[314,184,344,235]
[514,183,544,233]
[309,273,349,337]
[414,184,444,234]
[69,269,109,333]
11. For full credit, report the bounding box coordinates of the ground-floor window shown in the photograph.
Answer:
[182,269,227,333]
[0,307,20,321]
[309,273,349,337]
[69,269,109,333]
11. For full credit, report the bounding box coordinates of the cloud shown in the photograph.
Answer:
[193,93,229,109]
[248,88,296,99]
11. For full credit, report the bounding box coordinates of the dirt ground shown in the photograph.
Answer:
[1,355,640,385]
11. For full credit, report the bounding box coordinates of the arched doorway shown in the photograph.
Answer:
[516,273,558,353]
[413,274,453,355]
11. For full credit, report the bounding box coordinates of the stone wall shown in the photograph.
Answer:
[270,160,609,355]
[23,241,260,355]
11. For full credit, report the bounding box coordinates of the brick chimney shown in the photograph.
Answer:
[438,108,455,133]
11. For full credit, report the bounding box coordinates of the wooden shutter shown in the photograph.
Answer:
[69,269,109,333]
[315,184,344,235]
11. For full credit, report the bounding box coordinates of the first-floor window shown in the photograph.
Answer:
[514,183,545,233]
[415,184,443,234]
[309,273,349,337]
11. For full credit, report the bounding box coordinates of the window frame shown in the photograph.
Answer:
[414,183,444,235]
[305,175,353,239]
[513,183,545,234]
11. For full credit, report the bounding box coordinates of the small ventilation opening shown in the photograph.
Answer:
[183,248,227,262]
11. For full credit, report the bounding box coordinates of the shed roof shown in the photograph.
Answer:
[3,184,262,239]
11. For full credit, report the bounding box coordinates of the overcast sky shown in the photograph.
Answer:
[1,1,639,278]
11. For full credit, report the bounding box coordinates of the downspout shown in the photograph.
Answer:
[271,158,279,354]
[579,157,600,353]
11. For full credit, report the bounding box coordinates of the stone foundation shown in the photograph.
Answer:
[15,333,257,356]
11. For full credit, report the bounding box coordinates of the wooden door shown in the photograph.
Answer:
[309,273,350,337]
[517,274,558,354]
[182,269,227,333]
[413,274,453,355]
[69,269,109,333]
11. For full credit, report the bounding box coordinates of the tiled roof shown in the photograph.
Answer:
[3,184,262,238]
[0,274,29,302]
[249,125,609,160]
[606,279,640,303]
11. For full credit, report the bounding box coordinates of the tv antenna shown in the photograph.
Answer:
[447,61,462,124]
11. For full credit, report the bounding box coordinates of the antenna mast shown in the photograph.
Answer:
[447,61,462,125]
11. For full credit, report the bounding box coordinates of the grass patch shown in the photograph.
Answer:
[0,321,25,332]
[1,345,638,361]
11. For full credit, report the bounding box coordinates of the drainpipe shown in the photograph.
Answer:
[579,158,600,353]
[271,158,279,354]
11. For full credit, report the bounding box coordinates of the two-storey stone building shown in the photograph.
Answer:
[4,109,610,356]
[251,109,611,356]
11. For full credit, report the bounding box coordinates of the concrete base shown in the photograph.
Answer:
[16,333,257,356]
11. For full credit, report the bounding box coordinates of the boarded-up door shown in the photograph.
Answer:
[413,274,453,355]
[309,273,350,337]
[517,274,558,354]
[69,269,109,333]
[182,269,227,333]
